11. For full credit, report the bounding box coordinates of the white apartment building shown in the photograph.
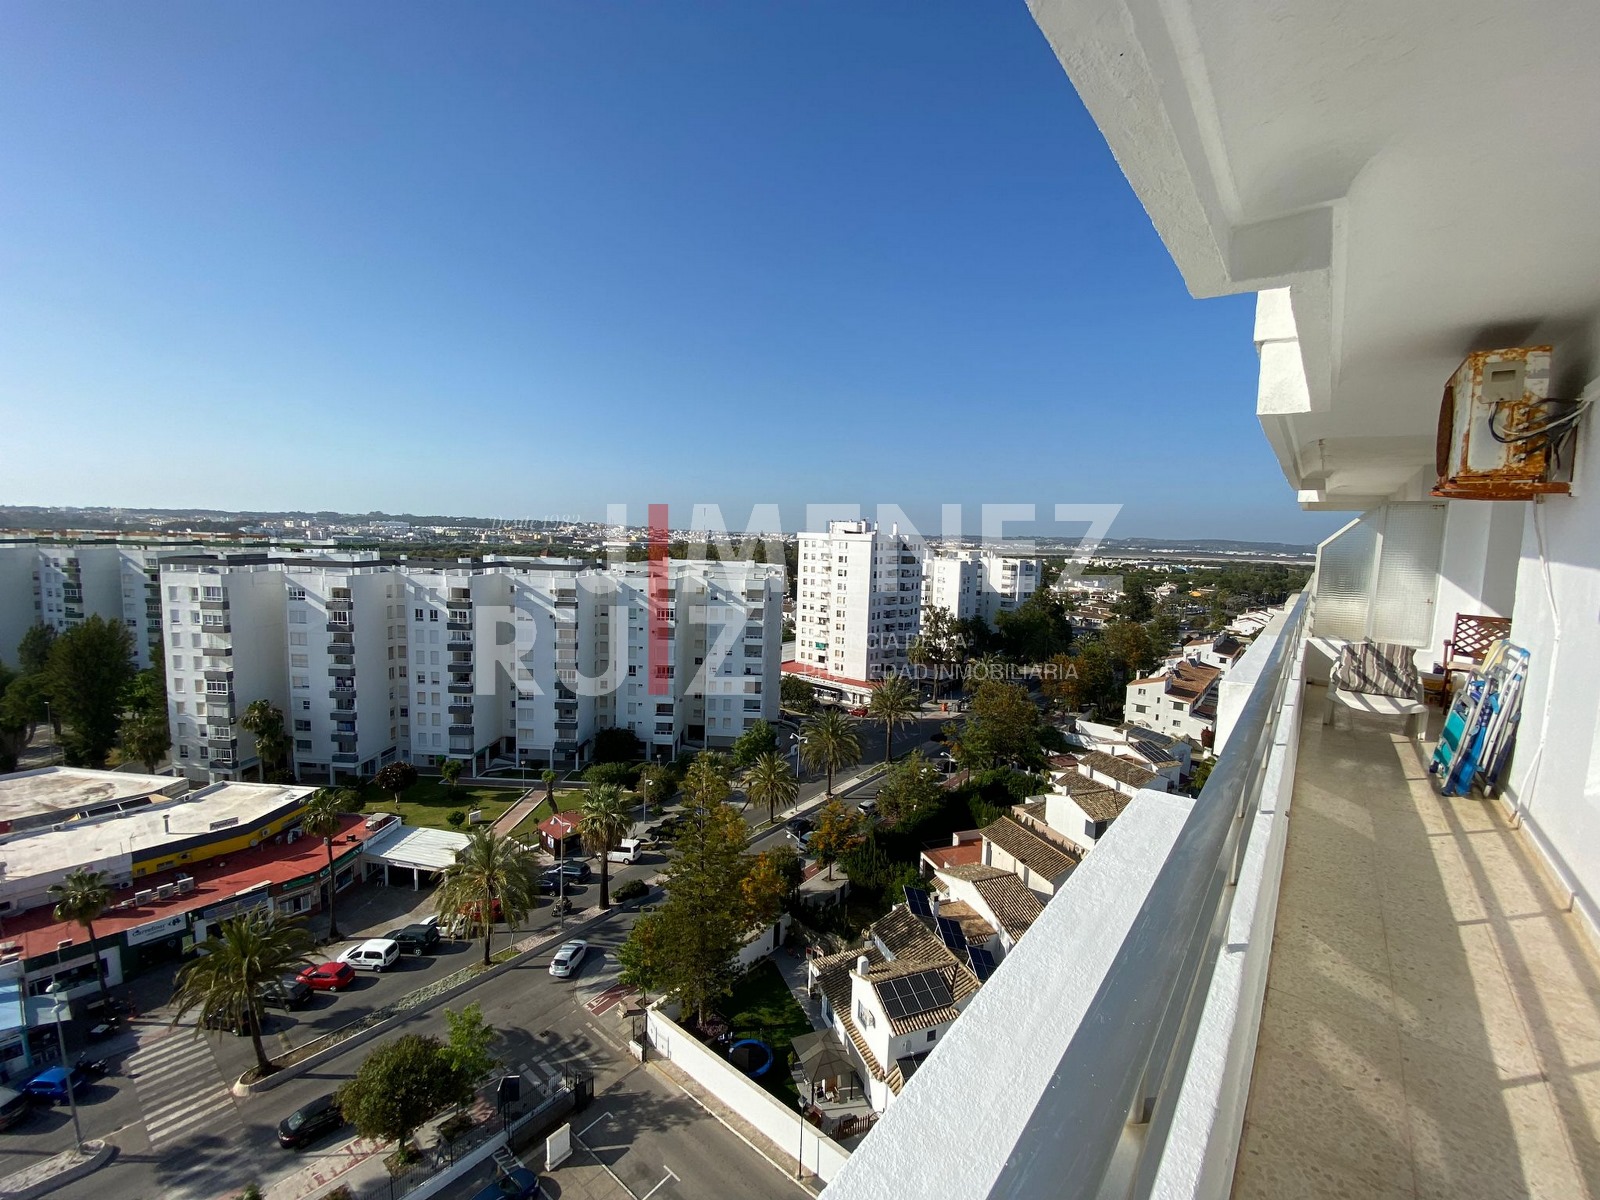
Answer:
[793,520,921,701]
[160,558,289,784]
[921,550,1043,628]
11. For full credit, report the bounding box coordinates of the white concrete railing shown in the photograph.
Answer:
[822,591,1310,1200]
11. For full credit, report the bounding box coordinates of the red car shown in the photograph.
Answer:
[297,961,355,992]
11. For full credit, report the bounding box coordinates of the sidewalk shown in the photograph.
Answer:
[491,788,548,838]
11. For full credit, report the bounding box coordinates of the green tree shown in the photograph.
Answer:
[875,750,942,826]
[654,800,750,1025]
[336,1034,471,1160]
[0,670,49,772]
[48,869,114,1007]
[996,590,1075,664]
[119,705,170,773]
[1114,578,1156,623]
[800,708,860,797]
[730,719,777,769]
[683,752,733,808]
[239,699,290,782]
[434,827,540,966]
[810,797,865,880]
[46,615,135,767]
[579,782,633,909]
[617,911,667,1004]
[170,910,315,1078]
[540,768,558,799]
[1188,757,1214,795]
[439,758,463,790]
[374,761,419,804]
[953,680,1046,770]
[301,788,355,940]
[740,847,794,929]
[909,607,962,701]
[441,1002,498,1084]
[637,763,668,816]
[17,622,57,677]
[780,674,818,714]
[1102,620,1157,681]
[741,751,798,825]
[867,675,918,766]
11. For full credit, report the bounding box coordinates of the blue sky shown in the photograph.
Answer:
[0,2,1343,545]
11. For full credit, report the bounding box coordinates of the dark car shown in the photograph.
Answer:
[469,1167,542,1200]
[384,923,442,956]
[259,976,313,1009]
[541,862,591,891]
[786,817,814,840]
[21,1066,87,1104]
[277,1092,346,1149]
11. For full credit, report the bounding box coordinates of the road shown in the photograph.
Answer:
[24,909,797,1200]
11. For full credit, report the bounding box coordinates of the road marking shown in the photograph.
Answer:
[640,1166,679,1200]
[585,982,634,1016]
[125,1028,241,1149]
[577,1111,613,1138]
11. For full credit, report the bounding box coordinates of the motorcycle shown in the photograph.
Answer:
[74,1054,112,1079]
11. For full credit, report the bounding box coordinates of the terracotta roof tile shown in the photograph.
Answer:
[979,816,1080,879]
[970,875,1044,939]
[1078,751,1159,789]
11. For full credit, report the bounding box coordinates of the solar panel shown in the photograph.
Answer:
[903,886,933,919]
[875,969,955,1022]
[936,915,968,955]
[968,946,997,983]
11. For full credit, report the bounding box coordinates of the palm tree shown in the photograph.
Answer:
[742,751,798,825]
[49,869,113,1007]
[579,784,634,909]
[170,909,314,1078]
[434,827,541,967]
[868,675,919,766]
[541,768,558,800]
[239,699,290,781]
[301,788,354,941]
[800,708,861,797]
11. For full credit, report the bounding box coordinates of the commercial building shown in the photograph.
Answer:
[826,4,1600,1199]
[793,520,922,703]
[0,766,186,836]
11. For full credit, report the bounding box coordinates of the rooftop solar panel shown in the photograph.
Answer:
[936,915,967,954]
[968,946,997,983]
[875,968,954,1021]
[903,886,933,919]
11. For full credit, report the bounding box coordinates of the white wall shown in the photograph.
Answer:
[646,1004,852,1183]
[1428,500,1523,668]
[1504,396,1600,941]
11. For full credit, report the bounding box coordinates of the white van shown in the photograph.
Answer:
[338,938,401,973]
[607,838,643,865]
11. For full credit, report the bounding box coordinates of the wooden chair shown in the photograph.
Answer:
[1443,614,1512,682]
[1325,641,1427,739]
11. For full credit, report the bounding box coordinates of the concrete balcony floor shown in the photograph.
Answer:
[1233,683,1600,1199]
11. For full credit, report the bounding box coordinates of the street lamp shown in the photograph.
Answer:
[796,1092,807,1180]
[46,990,83,1152]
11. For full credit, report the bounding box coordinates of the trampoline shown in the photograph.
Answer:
[728,1038,775,1078]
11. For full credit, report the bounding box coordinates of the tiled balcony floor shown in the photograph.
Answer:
[1233,683,1600,1200]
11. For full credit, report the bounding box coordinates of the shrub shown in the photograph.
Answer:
[446,809,467,828]
[584,761,640,788]
[614,879,649,904]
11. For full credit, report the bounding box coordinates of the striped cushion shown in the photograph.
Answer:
[1336,642,1421,700]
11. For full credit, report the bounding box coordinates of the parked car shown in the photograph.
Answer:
[200,1006,250,1036]
[606,838,643,865]
[0,1086,30,1130]
[548,939,588,979]
[469,1167,543,1200]
[21,1066,87,1104]
[259,976,313,1010]
[857,797,878,818]
[338,938,401,973]
[456,898,504,925]
[384,923,442,956]
[785,817,814,841]
[277,1093,346,1149]
[297,961,356,992]
[558,860,592,883]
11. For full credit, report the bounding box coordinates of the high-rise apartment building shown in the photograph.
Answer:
[793,520,922,702]
[921,550,1043,627]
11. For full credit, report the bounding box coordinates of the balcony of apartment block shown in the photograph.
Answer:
[325,597,353,612]
[448,653,474,671]
[206,735,236,752]
[200,644,233,660]
[447,614,472,631]
[325,619,353,634]
[200,596,229,611]
[203,668,234,684]
[328,664,356,679]
[448,723,475,737]
[327,641,354,657]
[447,678,474,695]
[447,635,474,651]
[331,707,358,723]
[331,751,360,766]
[448,701,474,719]
[327,687,356,701]
[208,755,237,770]
[826,545,1600,1200]
[555,590,577,608]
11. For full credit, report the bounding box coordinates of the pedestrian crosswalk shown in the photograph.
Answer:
[126,1029,242,1149]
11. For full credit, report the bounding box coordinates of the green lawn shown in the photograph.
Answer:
[722,959,812,1104]
[356,778,529,830]
[509,793,571,841]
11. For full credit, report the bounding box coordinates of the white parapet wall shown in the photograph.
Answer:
[645,1003,851,1184]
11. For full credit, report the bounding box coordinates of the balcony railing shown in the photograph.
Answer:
[447,681,473,695]
[325,620,353,634]
[328,664,355,678]
[328,687,356,701]
[447,637,473,651]
[825,591,1310,1200]
[326,598,353,611]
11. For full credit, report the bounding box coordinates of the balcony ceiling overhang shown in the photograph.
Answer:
[1030,0,1600,507]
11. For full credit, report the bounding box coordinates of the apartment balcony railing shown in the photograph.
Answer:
[209,756,236,770]
[448,723,475,736]
[555,591,577,607]
[331,709,357,722]
[447,681,474,695]
[325,620,353,634]
[331,752,359,765]
[328,664,355,679]
[201,644,233,658]
[326,598,353,612]
[447,618,472,631]
[203,669,233,683]
[448,702,474,719]
[200,597,229,611]
[327,642,354,656]
[824,591,1311,1200]
[206,736,236,751]
[449,654,473,669]
[555,721,578,736]
[328,687,356,701]
[447,636,473,651]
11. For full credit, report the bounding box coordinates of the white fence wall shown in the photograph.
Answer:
[646,1005,851,1184]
